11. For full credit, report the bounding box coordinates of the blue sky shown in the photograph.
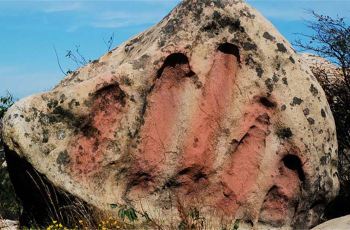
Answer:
[0,0,349,99]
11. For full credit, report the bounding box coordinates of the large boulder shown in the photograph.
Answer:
[311,215,350,230]
[2,0,338,229]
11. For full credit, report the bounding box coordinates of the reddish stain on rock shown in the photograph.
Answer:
[68,84,125,176]
[259,157,301,226]
[218,113,270,215]
[64,50,304,225]
[134,55,195,175]
[1,0,339,228]
[181,48,239,170]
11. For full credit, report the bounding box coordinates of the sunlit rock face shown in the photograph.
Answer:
[2,0,338,229]
[311,215,350,230]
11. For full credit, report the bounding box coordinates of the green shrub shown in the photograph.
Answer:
[0,92,14,119]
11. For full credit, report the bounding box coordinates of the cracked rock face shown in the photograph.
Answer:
[2,0,338,229]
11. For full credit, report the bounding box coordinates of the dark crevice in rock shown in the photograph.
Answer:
[126,171,155,194]
[218,43,240,62]
[228,133,249,156]
[229,114,270,157]
[282,154,305,181]
[172,166,209,186]
[164,177,182,189]
[157,53,194,78]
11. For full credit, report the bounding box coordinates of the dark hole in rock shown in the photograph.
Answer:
[164,177,182,188]
[178,167,192,175]
[243,219,254,227]
[282,154,305,181]
[218,43,240,62]
[157,53,194,77]
[177,166,208,183]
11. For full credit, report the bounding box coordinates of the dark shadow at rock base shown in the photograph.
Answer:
[4,144,97,228]
[324,182,350,220]
[0,146,21,220]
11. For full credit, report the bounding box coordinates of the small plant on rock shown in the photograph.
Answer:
[118,205,138,222]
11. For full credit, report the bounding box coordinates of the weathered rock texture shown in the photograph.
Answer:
[2,0,339,229]
[302,53,350,222]
[311,215,350,230]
